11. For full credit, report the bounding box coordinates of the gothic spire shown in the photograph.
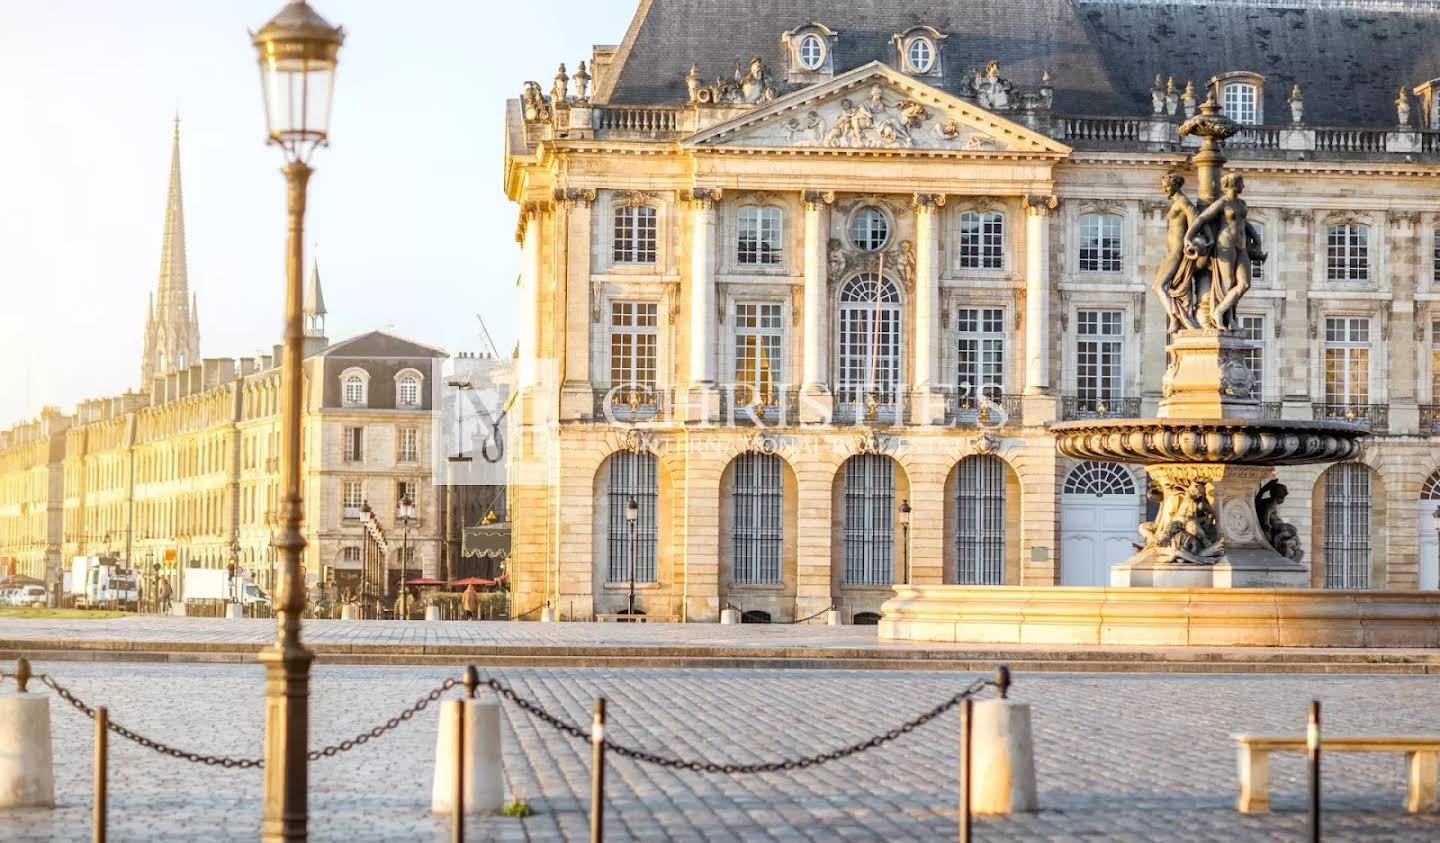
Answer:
[141,115,201,385]
[304,257,327,338]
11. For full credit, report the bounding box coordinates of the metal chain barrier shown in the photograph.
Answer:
[35,669,459,768]
[783,605,835,625]
[481,674,995,773]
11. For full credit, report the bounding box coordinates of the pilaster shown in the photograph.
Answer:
[911,193,946,424]
[555,188,597,420]
[801,190,835,423]
[683,188,722,422]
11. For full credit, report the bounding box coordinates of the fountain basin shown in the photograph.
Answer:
[1051,417,1367,466]
[878,585,1440,648]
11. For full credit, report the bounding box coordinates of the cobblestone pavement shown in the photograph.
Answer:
[3,663,1438,841]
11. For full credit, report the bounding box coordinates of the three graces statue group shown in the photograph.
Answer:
[1152,170,1266,334]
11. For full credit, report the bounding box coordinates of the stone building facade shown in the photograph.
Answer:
[505,0,1440,622]
[0,410,70,580]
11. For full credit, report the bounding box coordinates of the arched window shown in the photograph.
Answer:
[607,452,658,584]
[1061,461,1137,497]
[842,454,894,586]
[1078,214,1123,273]
[737,205,783,265]
[852,611,882,625]
[955,456,1006,584]
[1222,82,1259,125]
[341,368,369,407]
[1422,469,1440,501]
[959,211,1005,270]
[906,37,934,74]
[849,207,890,252]
[613,205,658,264]
[1326,224,1370,283]
[395,370,423,408]
[836,274,903,406]
[740,609,772,624]
[796,34,826,70]
[1322,463,1371,589]
[731,453,783,585]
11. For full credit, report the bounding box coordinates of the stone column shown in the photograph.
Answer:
[1387,209,1420,434]
[1278,209,1312,419]
[556,188,596,420]
[1021,195,1057,423]
[684,188,722,422]
[912,194,945,424]
[801,190,834,423]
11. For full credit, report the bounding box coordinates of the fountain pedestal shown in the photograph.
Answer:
[1159,330,1261,420]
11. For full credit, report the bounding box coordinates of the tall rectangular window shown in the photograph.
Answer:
[958,211,1005,270]
[955,307,1006,401]
[737,206,783,265]
[1222,82,1258,125]
[1075,310,1125,404]
[1236,315,1265,399]
[1326,224,1370,283]
[609,302,659,387]
[1078,214,1123,273]
[343,426,364,463]
[842,455,893,586]
[733,302,783,403]
[1323,317,1370,404]
[1431,320,1440,400]
[612,205,658,264]
[1322,464,1371,589]
[398,427,418,463]
[1250,222,1265,281]
[1433,228,1440,284]
[731,454,782,585]
[342,480,363,519]
[396,479,417,508]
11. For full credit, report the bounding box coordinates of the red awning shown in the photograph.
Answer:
[402,577,449,587]
[449,577,498,587]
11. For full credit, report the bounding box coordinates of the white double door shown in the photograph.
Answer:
[1413,501,1440,590]
[1060,491,1141,586]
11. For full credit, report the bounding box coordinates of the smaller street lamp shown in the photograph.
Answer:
[625,496,639,619]
[898,499,912,585]
[397,494,416,619]
[1431,506,1440,585]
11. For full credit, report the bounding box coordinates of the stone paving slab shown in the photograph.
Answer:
[2,663,1438,841]
[2,617,1439,674]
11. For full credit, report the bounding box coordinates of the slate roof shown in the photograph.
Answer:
[599,0,1440,128]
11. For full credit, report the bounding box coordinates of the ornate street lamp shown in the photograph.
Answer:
[1431,506,1440,585]
[899,499,912,585]
[250,3,343,840]
[397,495,416,619]
[625,496,639,619]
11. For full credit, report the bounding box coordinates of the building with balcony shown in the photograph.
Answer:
[505,0,1440,622]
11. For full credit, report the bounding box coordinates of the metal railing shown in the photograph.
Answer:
[1060,395,1142,421]
[592,384,668,423]
[592,107,679,135]
[718,386,800,426]
[1423,132,1440,154]
[1420,404,1440,435]
[1311,402,1389,432]
[832,391,909,425]
[940,389,1024,427]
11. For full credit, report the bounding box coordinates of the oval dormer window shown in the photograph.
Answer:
[797,34,825,70]
[849,207,891,252]
[907,37,935,74]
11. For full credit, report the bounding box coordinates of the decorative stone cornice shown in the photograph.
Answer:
[802,190,835,210]
[613,189,657,208]
[552,187,597,208]
[1387,209,1421,226]
[1279,207,1310,225]
[620,428,657,454]
[687,187,723,208]
[1022,194,1058,216]
[1139,199,1169,218]
[514,199,552,242]
[912,193,947,212]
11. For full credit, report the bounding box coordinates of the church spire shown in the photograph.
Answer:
[141,115,201,385]
[304,257,327,338]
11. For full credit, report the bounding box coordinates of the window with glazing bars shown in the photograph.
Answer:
[612,205,658,263]
[1236,315,1265,399]
[607,452,658,584]
[1323,317,1370,404]
[342,480,363,518]
[397,376,420,406]
[955,307,1005,401]
[343,426,364,463]
[737,206,783,265]
[958,211,1005,270]
[1322,463,1371,589]
[1326,224,1369,282]
[1431,320,1440,400]
[734,302,783,404]
[398,427,418,463]
[836,275,902,405]
[1250,222,1265,281]
[1222,82,1258,125]
[609,302,658,388]
[1078,214,1122,273]
[1075,310,1124,403]
[1433,229,1440,284]
[842,454,893,586]
[731,453,782,584]
[954,455,1006,584]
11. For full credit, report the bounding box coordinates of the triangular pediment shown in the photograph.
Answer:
[683,62,1070,157]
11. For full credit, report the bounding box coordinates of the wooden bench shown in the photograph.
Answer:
[595,613,679,623]
[1233,734,1440,814]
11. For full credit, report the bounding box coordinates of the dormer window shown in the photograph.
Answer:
[782,23,837,81]
[797,35,825,71]
[1215,72,1265,125]
[894,26,946,79]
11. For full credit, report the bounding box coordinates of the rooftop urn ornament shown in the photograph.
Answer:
[1040,69,1054,109]
[573,61,591,102]
[1181,80,1197,118]
[1151,74,1165,114]
[1289,84,1305,124]
[685,64,700,103]
[552,63,569,104]
[1397,86,1412,127]
[1165,76,1179,116]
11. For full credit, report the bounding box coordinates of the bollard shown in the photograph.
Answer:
[540,605,558,623]
[93,706,108,843]
[958,696,972,843]
[591,698,606,843]
[719,608,740,625]
[340,603,359,620]
[826,609,842,625]
[433,670,503,817]
[224,603,243,620]
[1308,700,1321,843]
[0,657,55,808]
[426,605,442,622]
[453,698,464,843]
[969,667,1037,815]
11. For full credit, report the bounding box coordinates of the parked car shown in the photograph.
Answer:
[11,585,47,607]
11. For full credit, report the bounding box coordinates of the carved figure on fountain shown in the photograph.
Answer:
[1152,174,1199,333]
[1255,480,1303,562]
[1184,172,1266,332]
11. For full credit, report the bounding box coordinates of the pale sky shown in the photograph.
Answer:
[0,0,637,428]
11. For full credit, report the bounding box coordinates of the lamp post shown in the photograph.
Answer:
[625,496,639,619]
[899,499,912,585]
[1431,506,1440,588]
[250,3,343,840]
[360,501,373,616]
[397,495,416,619]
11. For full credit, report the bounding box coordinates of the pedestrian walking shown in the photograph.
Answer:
[158,578,173,613]
[461,584,479,620]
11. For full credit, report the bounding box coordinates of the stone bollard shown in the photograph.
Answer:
[967,699,1038,815]
[425,605,441,621]
[225,603,244,619]
[0,660,55,808]
[432,698,503,814]
[720,608,740,625]
[540,606,557,623]
[340,603,359,620]
[827,609,842,625]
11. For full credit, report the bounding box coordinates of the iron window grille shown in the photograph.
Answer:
[1322,463,1371,589]
[731,453,783,585]
[607,451,658,584]
[954,455,1006,584]
[842,454,894,586]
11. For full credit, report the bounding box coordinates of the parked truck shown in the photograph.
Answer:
[68,556,139,610]
[182,567,271,607]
